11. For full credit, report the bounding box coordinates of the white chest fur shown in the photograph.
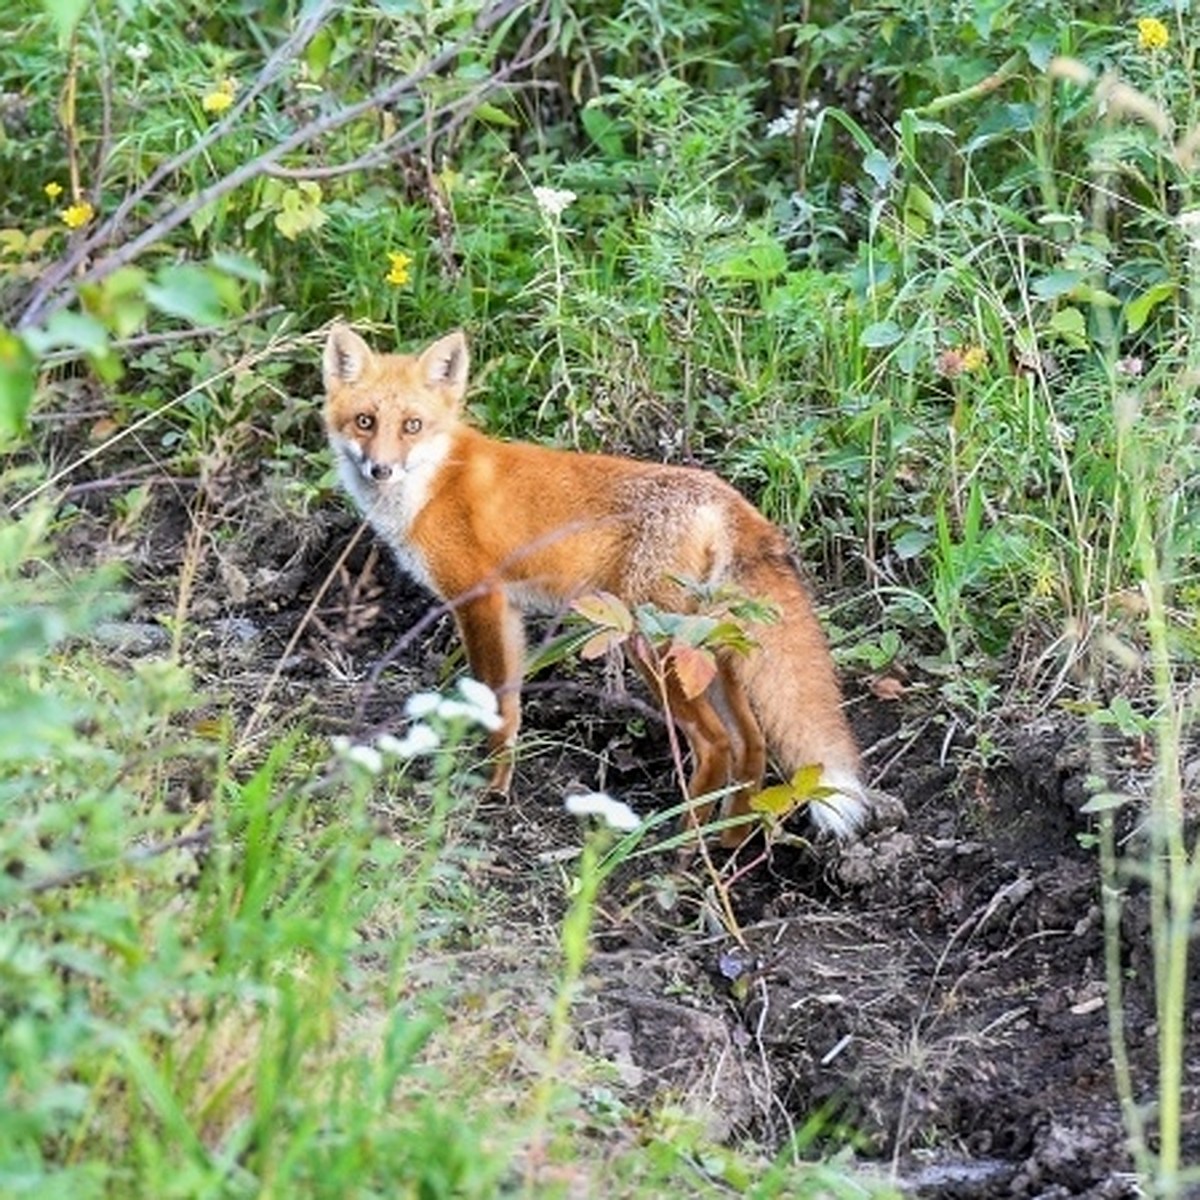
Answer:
[332,433,450,596]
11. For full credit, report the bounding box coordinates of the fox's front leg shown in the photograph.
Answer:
[452,586,525,794]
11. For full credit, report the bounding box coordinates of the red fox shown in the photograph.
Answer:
[322,324,868,844]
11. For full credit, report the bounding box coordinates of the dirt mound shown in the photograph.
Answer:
[91,493,1191,1197]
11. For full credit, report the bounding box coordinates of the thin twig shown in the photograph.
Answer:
[63,472,198,499]
[24,826,217,895]
[237,519,370,751]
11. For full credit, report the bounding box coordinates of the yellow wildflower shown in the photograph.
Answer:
[60,200,95,229]
[385,251,413,287]
[961,345,987,372]
[935,345,987,378]
[43,181,63,200]
[1137,16,1169,52]
[202,78,237,115]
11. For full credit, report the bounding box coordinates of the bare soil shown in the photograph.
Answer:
[68,477,1199,1199]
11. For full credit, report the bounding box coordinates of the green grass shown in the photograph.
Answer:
[0,511,896,1196]
[2,0,1199,1194]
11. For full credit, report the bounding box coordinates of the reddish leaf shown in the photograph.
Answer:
[667,643,717,699]
[870,675,907,701]
[580,629,624,660]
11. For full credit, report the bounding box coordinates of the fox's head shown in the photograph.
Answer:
[322,324,468,489]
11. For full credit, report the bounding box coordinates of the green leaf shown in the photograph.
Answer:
[788,763,826,799]
[144,264,227,325]
[965,103,1036,153]
[473,102,518,128]
[0,229,27,256]
[305,27,335,81]
[893,528,931,559]
[812,105,879,158]
[23,310,110,356]
[0,331,35,446]
[273,182,328,241]
[862,148,893,189]
[904,183,941,226]
[1048,306,1088,347]
[711,236,788,283]
[79,266,149,338]
[1024,32,1057,72]
[860,320,903,349]
[1081,791,1129,813]
[211,251,270,287]
[42,0,90,47]
[572,591,633,632]
[581,104,625,158]
[1032,270,1084,301]
[1125,281,1175,334]
[750,764,826,818]
[750,782,798,817]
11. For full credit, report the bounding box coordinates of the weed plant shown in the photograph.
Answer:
[1,0,1197,1194]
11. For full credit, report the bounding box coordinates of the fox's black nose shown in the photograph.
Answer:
[370,462,393,481]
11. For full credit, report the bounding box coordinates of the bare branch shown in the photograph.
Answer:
[17,0,547,330]
[260,47,556,182]
[17,0,340,328]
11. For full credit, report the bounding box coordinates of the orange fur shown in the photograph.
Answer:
[323,324,867,843]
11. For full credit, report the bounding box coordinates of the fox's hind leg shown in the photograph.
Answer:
[710,654,767,847]
[630,647,739,837]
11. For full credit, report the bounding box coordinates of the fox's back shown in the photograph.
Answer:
[322,323,782,608]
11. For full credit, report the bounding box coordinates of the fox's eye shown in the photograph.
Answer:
[402,417,422,435]
[355,413,375,432]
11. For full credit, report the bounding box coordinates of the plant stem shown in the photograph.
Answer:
[1098,806,1151,1177]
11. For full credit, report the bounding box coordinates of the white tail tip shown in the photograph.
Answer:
[809,767,870,839]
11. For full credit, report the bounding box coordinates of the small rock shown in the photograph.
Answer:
[93,619,170,655]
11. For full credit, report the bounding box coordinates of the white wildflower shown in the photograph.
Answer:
[453,678,501,730]
[436,697,503,732]
[378,723,441,759]
[766,107,799,138]
[1180,208,1200,248]
[343,743,384,775]
[403,681,503,732]
[457,677,498,716]
[125,41,151,64]
[404,691,443,719]
[564,791,641,832]
[533,185,576,218]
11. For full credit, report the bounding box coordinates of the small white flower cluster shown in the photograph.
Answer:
[765,98,820,139]
[403,677,503,731]
[332,678,501,775]
[377,724,440,759]
[564,791,641,832]
[532,185,577,218]
[766,107,799,139]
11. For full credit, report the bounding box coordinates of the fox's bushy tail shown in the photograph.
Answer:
[731,545,868,838]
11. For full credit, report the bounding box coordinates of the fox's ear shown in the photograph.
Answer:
[323,323,374,389]
[419,330,469,404]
